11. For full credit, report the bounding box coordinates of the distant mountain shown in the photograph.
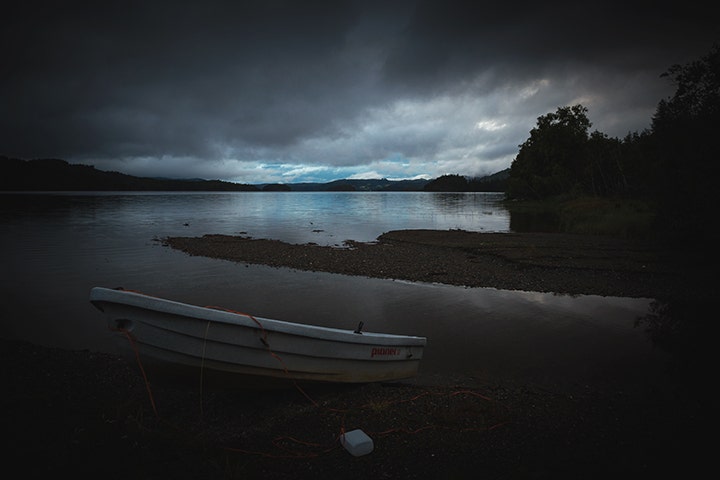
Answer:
[1,156,507,192]
[1,157,259,191]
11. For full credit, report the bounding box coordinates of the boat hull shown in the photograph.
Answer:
[90,287,426,383]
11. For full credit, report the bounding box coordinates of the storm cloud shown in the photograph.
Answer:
[2,0,717,183]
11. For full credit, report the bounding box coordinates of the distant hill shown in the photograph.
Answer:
[423,171,509,192]
[1,157,259,191]
[1,156,507,192]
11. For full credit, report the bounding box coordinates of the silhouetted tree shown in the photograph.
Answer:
[617,130,656,198]
[651,44,720,240]
[262,183,292,191]
[466,170,508,192]
[325,182,356,191]
[507,105,591,199]
[423,174,468,191]
[585,131,626,196]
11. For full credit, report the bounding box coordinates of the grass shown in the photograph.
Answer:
[504,196,657,238]
[558,196,656,237]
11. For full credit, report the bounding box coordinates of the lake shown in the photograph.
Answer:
[0,191,667,392]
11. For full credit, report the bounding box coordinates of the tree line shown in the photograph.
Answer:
[422,172,508,192]
[506,45,719,239]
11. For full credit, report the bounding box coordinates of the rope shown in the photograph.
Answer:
[225,435,339,458]
[198,320,211,419]
[112,327,159,418]
[205,305,323,408]
[222,386,509,459]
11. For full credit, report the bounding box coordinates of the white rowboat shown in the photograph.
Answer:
[90,287,426,383]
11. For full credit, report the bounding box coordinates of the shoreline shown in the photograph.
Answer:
[164,229,688,299]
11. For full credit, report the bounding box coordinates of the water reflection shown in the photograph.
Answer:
[509,209,561,232]
[426,192,510,233]
[2,191,512,244]
[635,299,710,371]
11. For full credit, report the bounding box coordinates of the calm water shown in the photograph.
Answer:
[0,192,667,392]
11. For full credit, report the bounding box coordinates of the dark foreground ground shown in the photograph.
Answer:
[3,230,711,478]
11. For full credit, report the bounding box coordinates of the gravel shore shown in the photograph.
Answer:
[164,229,688,299]
[3,230,709,478]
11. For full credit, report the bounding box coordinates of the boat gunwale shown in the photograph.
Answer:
[90,287,427,347]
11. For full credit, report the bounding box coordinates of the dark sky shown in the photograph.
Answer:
[2,0,717,183]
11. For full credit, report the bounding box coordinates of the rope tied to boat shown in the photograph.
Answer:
[110,326,160,419]
[205,305,270,347]
[199,320,212,419]
[204,305,321,408]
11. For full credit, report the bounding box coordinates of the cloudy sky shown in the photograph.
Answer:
[2,1,717,184]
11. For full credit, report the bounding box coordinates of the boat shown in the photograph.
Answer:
[89,287,426,384]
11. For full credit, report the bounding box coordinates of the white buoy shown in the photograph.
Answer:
[340,429,374,456]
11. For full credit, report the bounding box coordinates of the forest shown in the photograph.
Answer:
[504,45,718,241]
